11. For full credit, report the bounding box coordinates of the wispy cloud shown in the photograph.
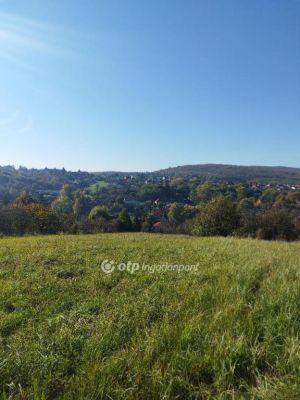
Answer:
[0,28,57,53]
[0,12,76,70]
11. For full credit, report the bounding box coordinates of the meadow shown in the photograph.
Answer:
[0,233,300,399]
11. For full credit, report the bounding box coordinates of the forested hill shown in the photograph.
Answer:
[155,164,300,183]
[1,164,300,200]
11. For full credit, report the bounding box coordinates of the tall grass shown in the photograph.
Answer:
[0,233,300,399]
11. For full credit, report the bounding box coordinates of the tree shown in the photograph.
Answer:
[73,191,84,216]
[237,198,255,213]
[117,208,132,231]
[235,184,250,201]
[59,184,71,196]
[141,214,155,232]
[167,203,186,225]
[132,215,142,232]
[28,204,60,234]
[0,207,34,235]
[256,210,298,241]
[287,191,300,203]
[13,192,37,208]
[195,182,222,203]
[51,185,74,214]
[191,197,239,236]
[260,188,278,205]
[89,206,109,221]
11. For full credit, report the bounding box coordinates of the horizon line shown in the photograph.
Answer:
[1,162,300,174]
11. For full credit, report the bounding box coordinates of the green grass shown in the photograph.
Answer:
[87,181,109,194]
[0,234,300,399]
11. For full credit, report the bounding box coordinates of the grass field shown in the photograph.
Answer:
[0,234,300,399]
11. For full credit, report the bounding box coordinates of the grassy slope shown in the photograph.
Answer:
[0,234,300,399]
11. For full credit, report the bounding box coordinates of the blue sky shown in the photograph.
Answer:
[0,0,299,171]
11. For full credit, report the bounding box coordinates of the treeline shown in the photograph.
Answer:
[0,166,95,199]
[155,197,299,241]
[0,193,139,236]
[156,164,300,183]
[0,191,299,241]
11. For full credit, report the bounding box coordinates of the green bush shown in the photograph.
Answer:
[256,209,298,241]
[191,197,239,236]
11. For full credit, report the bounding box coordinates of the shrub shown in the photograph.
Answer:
[191,197,239,237]
[256,209,298,241]
[88,206,109,221]
[28,204,61,234]
[117,208,132,232]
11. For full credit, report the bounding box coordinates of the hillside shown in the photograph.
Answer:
[1,164,300,201]
[1,234,300,398]
[156,164,300,183]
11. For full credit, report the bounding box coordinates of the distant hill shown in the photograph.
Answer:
[155,164,300,183]
[1,164,300,202]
